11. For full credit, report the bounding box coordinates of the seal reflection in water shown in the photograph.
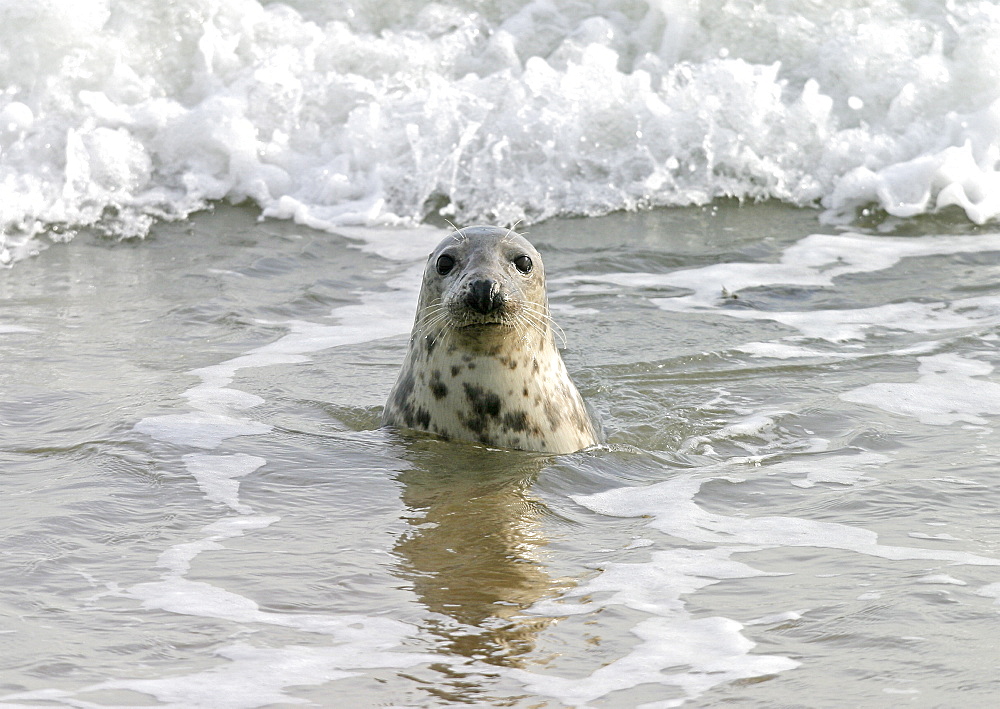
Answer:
[382,226,600,454]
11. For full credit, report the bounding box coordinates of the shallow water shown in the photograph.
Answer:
[3,203,1000,707]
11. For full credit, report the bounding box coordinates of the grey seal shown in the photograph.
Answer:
[381,226,600,454]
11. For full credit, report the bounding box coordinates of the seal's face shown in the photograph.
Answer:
[416,226,548,343]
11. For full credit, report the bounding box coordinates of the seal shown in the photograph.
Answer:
[381,226,600,454]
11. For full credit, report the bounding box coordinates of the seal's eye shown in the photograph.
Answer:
[436,254,456,276]
[513,255,533,274]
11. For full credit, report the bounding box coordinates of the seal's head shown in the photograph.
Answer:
[415,226,549,349]
[383,225,600,453]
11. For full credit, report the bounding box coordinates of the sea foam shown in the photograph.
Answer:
[3,0,1000,262]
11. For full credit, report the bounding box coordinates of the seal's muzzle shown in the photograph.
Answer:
[466,278,504,315]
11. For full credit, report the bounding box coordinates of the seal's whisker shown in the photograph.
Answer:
[415,309,452,339]
[419,305,445,320]
[502,220,524,245]
[518,304,567,346]
[513,309,554,346]
[416,306,446,324]
[420,313,446,326]
[425,311,451,329]
[421,304,448,318]
[446,222,469,243]
[510,312,542,346]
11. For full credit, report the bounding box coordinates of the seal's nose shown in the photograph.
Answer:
[467,278,503,314]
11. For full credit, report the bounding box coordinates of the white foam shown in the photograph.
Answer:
[100,439,434,709]
[183,453,265,513]
[134,275,422,451]
[774,451,889,489]
[680,410,796,456]
[134,411,272,449]
[916,574,966,586]
[564,232,1000,343]
[975,582,1000,604]
[883,688,921,696]
[511,615,797,708]
[131,575,410,639]
[0,323,36,333]
[521,458,1000,709]
[92,639,440,709]
[6,627,438,709]
[128,511,411,637]
[108,484,436,709]
[745,610,804,626]
[575,474,1000,567]
[574,232,1000,291]
[711,412,783,440]
[717,299,998,343]
[5,2,1000,262]
[516,545,798,705]
[841,353,1000,426]
[649,231,1000,305]
[734,342,836,359]
[152,516,280,577]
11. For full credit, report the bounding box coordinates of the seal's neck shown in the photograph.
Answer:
[420,322,554,360]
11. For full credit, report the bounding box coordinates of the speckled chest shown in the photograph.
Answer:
[382,331,598,454]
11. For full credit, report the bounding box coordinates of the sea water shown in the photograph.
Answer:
[3,1,1000,707]
[4,204,1000,707]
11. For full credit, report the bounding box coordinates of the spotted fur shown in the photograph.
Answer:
[381,226,600,454]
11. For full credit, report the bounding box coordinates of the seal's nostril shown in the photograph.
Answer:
[467,279,502,314]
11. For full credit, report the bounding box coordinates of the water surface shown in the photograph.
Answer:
[4,203,1000,707]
